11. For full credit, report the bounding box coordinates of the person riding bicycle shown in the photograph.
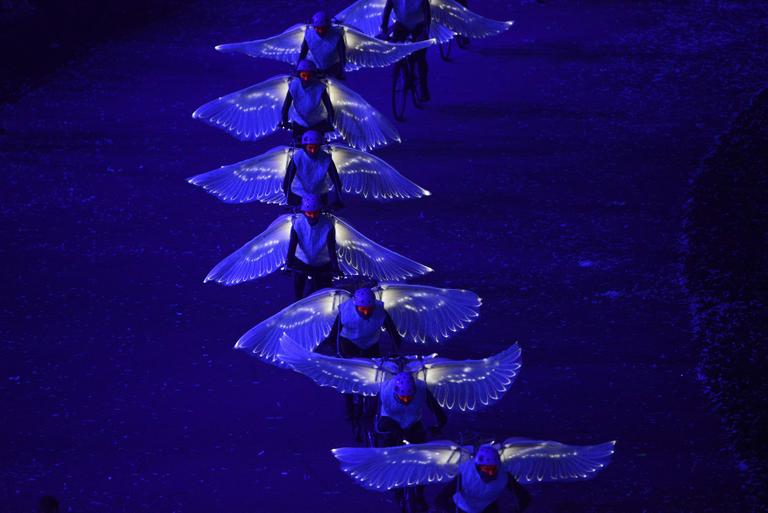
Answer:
[285,194,341,299]
[380,0,432,101]
[377,371,447,512]
[329,286,403,359]
[280,59,336,142]
[433,445,532,513]
[282,130,344,209]
[298,11,348,79]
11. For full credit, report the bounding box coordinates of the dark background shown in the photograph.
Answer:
[2,1,767,512]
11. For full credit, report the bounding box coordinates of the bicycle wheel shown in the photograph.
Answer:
[392,61,408,121]
[408,59,423,108]
[439,39,453,61]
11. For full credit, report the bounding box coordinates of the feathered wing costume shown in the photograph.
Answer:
[193,76,399,150]
[187,145,430,205]
[336,0,513,42]
[205,214,432,287]
[333,438,616,490]
[215,23,435,70]
[236,284,481,364]
[278,335,522,412]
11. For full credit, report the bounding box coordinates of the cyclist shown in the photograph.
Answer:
[298,11,348,79]
[380,0,432,101]
[280,60,336,142]
[285,194,341,299]
[282,130,344,209]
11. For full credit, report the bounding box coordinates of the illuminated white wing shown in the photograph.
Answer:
[187,146,293,205]
[334,216,432,281]
[326,79,400,150]
[377,284,480,343]
[278,334,388,394]
[332,441,471,490]
[335,0,387,37]
[215,24,307,64]
[205,214,293,285]
[334,0,458,43]
[235,288,350,364]
[500,439,616,483]
[429,22,455,44]
[421,344,521,411]
[343,27,435,70]
[329,145,429,201]
[429,0,513,39]
[192,75,291,141]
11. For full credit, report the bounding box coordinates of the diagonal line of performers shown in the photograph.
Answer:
[190,1,615,512]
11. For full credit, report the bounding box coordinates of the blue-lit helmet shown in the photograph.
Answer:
[475,445,501,478]
[312,11,331,28]
[301,130,323,146]
[353,287,376,308]
[393,372,417,404]
[301,194,323,219]
[297,59,317,73]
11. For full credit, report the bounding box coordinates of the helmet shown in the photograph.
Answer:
[312,11,331,28]
[392,372,417,401]
[353,287,376,308]
[475,445,501,478]
[301,130,323,146]
[301,193,323,213]
[475,445,501,467]
[296,59,317,73]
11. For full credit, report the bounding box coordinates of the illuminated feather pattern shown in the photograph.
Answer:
[333,217,431,280]
[500,439,617,483]
[192,75,291,141]
[204,215,430,286]
[429,0,513,39]
[193,76,398,150]
[333,439,615,490]
[343,27,436,70]
[377,284,480,343]
[332,442,471,490]
[187,146,293,205]
[186,145,429,205]
[330,145,430,200]
[421,344,522,411]
[239,284,478,365]
[336,0,511,41]
[215,23,306,63]
[215,23,436,71]
[236,289,349,364]
[279,334,385,394]
[204,214,294,285]
[276,338,519,413]
[326,79,400,150]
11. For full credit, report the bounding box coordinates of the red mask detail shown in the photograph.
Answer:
[299,71,312,82]
[396,394,414,405]
[303,210,320,220]
[356,305,373,317]
[305,144,320,155]
[315,25,328,36]
[478,465,498,478]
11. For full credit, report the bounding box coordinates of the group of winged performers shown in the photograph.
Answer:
[190,1,615,512]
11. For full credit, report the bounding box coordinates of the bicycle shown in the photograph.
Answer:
[391,52,423,121]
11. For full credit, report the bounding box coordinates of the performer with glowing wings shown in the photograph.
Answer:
[193,59,400,150]
[335,0,514,42]
[187,130,429,207]
[204,194,431,298]
[281,337,522,511]
[215,10,435,78]
[235,283,481,364]
[333,438,615,513]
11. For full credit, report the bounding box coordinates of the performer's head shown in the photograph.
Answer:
[301,130,323,156]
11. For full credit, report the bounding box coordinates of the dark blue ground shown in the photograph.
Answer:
[2,1,768,512]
